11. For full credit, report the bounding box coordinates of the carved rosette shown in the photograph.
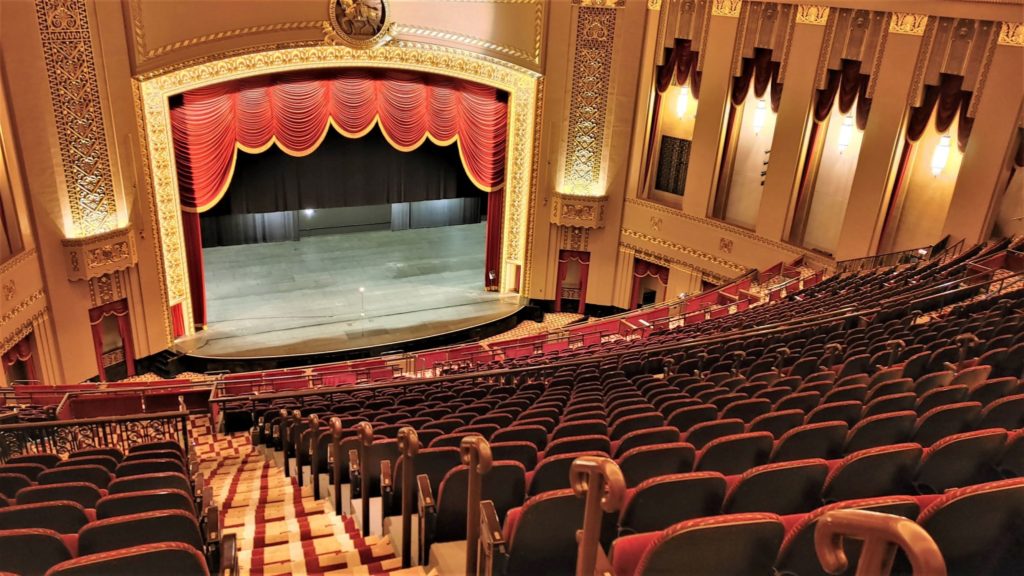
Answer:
[551,192,608,229]
[61,226,138,282]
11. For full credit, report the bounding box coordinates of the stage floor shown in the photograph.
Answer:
[184,223,521,358]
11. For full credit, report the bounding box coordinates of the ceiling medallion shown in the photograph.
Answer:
[326,0,394,49]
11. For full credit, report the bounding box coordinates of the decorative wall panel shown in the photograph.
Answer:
[34,0,118,237]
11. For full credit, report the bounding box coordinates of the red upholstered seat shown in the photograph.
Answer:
[616,443,695,488]
[770,422,847,462]
[45,541,210,576]
[843,410,916,453]
[821,443,922,503]
[722,459,827,515]
[0,528,73,576]
[914,428,1007,494]
[618,472,726,536]
[694,432,773,475]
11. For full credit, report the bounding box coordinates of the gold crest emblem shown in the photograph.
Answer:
[327,0,393,48]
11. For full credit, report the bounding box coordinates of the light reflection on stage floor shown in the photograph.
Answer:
[181,223,521,358]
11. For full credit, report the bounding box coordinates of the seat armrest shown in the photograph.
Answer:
[479,500,508,576]
[349,449,361,497]
[206,504,221,544]
[417,473,437,566]
[380,459,393,494]
[219,533,238,576]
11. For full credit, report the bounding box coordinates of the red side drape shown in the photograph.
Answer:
[645,41,698,188]
[172,70,508,212]
[171,303,186,339]
[907,74,972,149]
[485,187,504,291]
[555,250,590,314]
[2,335,36,383]
[181,210,207,327]
[814,60,872,127]
[631,259,669,308]
[89,299,135,381]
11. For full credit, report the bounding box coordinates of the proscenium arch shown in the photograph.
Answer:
[135,44,541,339]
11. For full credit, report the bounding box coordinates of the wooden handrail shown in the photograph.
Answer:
[570,456,626,576]
[814,509,946,576]
[330,417,344,515]
[354,421,374,535]
[460,435,493,576]
[396,426,420,568]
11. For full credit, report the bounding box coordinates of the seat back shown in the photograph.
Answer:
[37,465,112,489]
[681,419,745,450]
[771,422,848,462]
[719,399,771,423]
[618,472,725,535]
[915,428,1007,494]
[979,393,1024,430]
[96,489,196,519]
[46,542,210,576]
[78,510,204,555]
[528,451,604,496]
[0,501,89,534]
[666,405,717,433]
[115,458,187,479]
[723,458,827,515]
[912,401,982,447]
[0,528,73,575]
[503,490,587,576]
[695,432,773,475]
[7,453,60,468]
[844,411,916,453]
[490,442,538,471]
[821,443,922,502]
[123,450,184,464]
[0,473,32,499]
[774,496,920,576]
[433,462,526,544]
[805,401,862,426]
[15,482,103,508]
[128,440,184,456]
[909,478,1024,575]
[551,419,607,441]
[55,455,119,473]
[615,512,784,576]
[610,413,666,440]
[0,463,46,482]
[544,435,610,458]
[915,385,968,414]
[492,425,548,450]
[107,472,192,495]
[746,410,804,438]
[612,427,680,459]
[617,443,696,488]
[970,377,1020,406]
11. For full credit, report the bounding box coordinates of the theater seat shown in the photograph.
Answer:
[618,472,726,536]
[821,443,922,503]
[496,490,605,576]
[15,482,104,509]
[0,500,90,534]
[77,510,204,556]
[694,432,773,475]
[611,513,784,576]
[770,422,847,462]
[843,411,916,453]
[95,489,196,519]
[914,428,1007,494]
[616,443,695,488]
[0,528,73,576]
[722,459,827,515]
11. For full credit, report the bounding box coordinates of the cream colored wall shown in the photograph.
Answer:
[993,168,1024,238]
[803,106,864,254]
[722,89,777,230]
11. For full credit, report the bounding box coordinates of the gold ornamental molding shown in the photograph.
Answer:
[795,5,830,26]
[562,4,618,196]
[712,0,742,18]
[134,43,541,339]
[998,22,1024,46]
[61,226,139,282]
[551,192,608,229]
[889,13,928,36]
[622,228,747,273]
[572,0,626,7]
[648,0,662,10]
[35,0,119,237]
[0,249,37,278]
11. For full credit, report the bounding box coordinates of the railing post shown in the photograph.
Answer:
[355,421,374,535]
[397,427,420,568]
[570,456,626,576]
[815,509,946,576]
[330,417,344,515]
[460,435,493,576]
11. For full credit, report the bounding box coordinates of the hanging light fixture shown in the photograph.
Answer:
[752,98,768,135]
[931,134,951,176]
[676,84,690,118]
[837,113,855,154]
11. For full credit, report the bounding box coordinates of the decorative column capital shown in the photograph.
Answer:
[998,22,1024,47]
[795,5,829,26]
[61,226,138,282]
[572,0,626,8]
[889,13,929,36]
[551,192,608,229]
[711,0,742,18]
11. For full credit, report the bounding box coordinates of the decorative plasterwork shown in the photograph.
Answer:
[711,0,742,18]
[61,226,138,282]
[648,0,663,10]
[551,192,608,229]
[0,290,45,355]
[998,22,1024,46]
[394,25,536,64]
[134,43,541,338]
[889,13,929,36]
[35,0,118,237]
[622,228,747,273]
[560,227,591,252]
[573,0,626,7]
[88,271,128,307]
[620,241,731,285]
[562,6,617,196]
[0,249,37,278]
[796,5,830,26]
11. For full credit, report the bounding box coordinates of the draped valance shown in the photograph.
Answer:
[814,59,872,129]
[171,70,509,212]
[906,73,973,151]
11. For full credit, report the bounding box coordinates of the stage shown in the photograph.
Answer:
[177,223,523,362]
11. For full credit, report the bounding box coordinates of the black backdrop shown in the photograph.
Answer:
[205,125,478,217]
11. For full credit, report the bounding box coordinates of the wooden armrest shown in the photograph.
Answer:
[480,500,504,548]
[348,449,360,474]
[206,504,221,543]
[219,533,238,576]
[380,459,393,493]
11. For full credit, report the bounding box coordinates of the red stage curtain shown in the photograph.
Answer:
[89,299,136,381]
[172,70,508,213]
[631,259,669,308]
[485,187,504,290]
[171,303,186,339]
[181,210,207,328]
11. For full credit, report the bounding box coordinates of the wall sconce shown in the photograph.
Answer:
[837,113,855,154]
[752,98,768,135]
[676,84,690,118]
[931,134,951,176]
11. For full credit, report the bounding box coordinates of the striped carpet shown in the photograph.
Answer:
[193,416,429,575]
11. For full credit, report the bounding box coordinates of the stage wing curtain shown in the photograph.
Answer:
[172,70,508,213]
[485,188,504,291]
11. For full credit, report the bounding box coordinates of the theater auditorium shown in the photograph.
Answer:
[1,0,1023,574]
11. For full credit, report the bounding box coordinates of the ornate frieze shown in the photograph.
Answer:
[998,22,1024,46]
[551,192,608,229]
[889,13,929,36]
[34,0,118,237]
[562,6,617,196]
[622,228,747,273]
[711,0,742,18]
[61,226,138,282]
[796,5,830,26]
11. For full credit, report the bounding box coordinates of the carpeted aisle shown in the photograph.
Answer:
[192,416,428,576]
